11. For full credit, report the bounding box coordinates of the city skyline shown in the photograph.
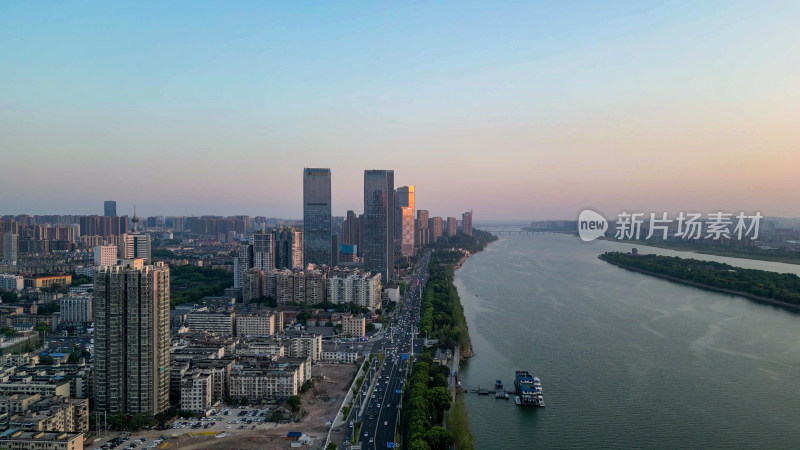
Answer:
[2,3,799,449]
[2,2,798,219]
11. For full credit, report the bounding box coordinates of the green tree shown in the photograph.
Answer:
[0,327,16,337]
[71,275,91,286]
[109,414,126,430]
[39,354,55,365]
[408,439,431,450]
[287,395,302,412]
[0,289,19,303]
[34,321,51,337]
[38,301,61,315]
[326,442,338,450]
[130,413,154,430]
[249,296,277,307]
[424,427,454,450]
[427,387,452,422]
[430,372,448,389]
[169,265,233,307]
[151,248,177,260]
[296,312,310,326]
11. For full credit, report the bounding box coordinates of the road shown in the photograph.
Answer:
[350,251,430,450]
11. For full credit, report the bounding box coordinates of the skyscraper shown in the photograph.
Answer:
[104,200,117,217]
[234,243,253,289]
[275,227,303,270]
[394,186,415,256]
[94,259,171,415]
[343,210,358,246]
[364,170,394,283]
[123,215,151,263]
[399,208,415,255]
[446,217,458,237]
[303,168,332,267]
[462,211,473,236]
[251,231,276,272]
[415,210,429,248]
[342,210,364,257]
[429,216,443,243]
[2,232,18,264]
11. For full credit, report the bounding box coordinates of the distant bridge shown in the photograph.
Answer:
[489,230,569,235]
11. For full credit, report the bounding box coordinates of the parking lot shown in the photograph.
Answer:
[90,363,358,450]
[90,407,279,450]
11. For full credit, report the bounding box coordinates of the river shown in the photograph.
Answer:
[454,231,800,449]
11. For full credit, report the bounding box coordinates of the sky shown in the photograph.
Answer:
[1,1,799,221]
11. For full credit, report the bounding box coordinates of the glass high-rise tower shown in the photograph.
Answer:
[275,227,303,269]
[303,168,332,268]
[364,170,394,284]
[104,200,117,217]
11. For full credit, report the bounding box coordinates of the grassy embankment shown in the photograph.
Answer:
[449,389,476,450]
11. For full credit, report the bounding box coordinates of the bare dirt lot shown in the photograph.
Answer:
[156,363,358,450]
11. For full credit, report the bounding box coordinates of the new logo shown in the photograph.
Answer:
[578,209,608,242]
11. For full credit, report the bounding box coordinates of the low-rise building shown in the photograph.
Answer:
[1,396,89,434]
[0,274,24,291]
[235,309,276,337]
[237,339,285,358]
[22,275,72,290]
[180,372,213,413]
[59,295,92,323]
[186,310,234,336]
[0,381,70,398]
[0,430,84,450]
[285,333,322,363]
[320,351,359,363]
[6,363,93,399]
[228,356,311,401]
[342,315,366,338]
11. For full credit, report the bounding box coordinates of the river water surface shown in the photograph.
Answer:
[455,232,800,449]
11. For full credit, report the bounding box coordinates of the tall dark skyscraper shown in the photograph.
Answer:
[104,200,117,217]
[275,227,303,269]
[364,170,394,284]
[303,168,332,267]
[462,210,473,236]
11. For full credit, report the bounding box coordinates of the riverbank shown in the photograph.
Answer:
[455,234,800,448]
[405,231,496,450]
[424,230,498,360]
[604,237,800,266]
[598,253,800,313]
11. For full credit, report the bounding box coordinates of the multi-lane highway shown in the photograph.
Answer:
[353,251,430,450]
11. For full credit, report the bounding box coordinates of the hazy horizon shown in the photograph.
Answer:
[2,2,798,219]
